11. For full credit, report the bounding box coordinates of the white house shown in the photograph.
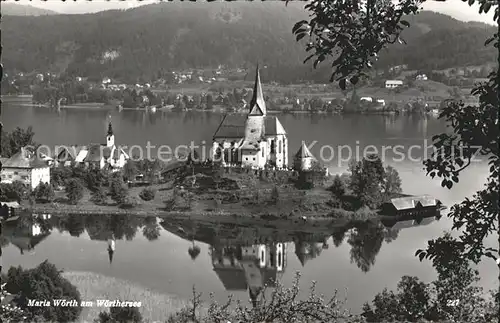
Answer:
[385,80,404,89]
[1,147,51,189]
[102,77,112,84]
[416,74,428,81]
[293,141,316,171]
[54,120,129,171]
[376,99,386,106]
[211,66,288,169]
[360,97,373,102]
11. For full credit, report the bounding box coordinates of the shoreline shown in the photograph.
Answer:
[3,103,437,117]
[20,204,430,229]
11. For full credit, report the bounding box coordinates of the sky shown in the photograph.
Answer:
[8,0,498,25]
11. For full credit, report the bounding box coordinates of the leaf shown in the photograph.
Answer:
[468,0,475,5]
[482,2,491,13]
[292,20,307,34]
[339,79,347,91]
[350,75,359,85]
[400,20,410,27]
[296,33,307,42]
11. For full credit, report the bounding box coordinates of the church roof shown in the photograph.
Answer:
[294,142,315,159]
[2,148,50,169]
[84,144,109,162]
[213,115,286,139]
[248,66,266,116]
[214,267,248,291]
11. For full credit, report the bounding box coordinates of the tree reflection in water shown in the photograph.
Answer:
[142,216,161,241]
[4,213,438,276]
[347,223,385,273]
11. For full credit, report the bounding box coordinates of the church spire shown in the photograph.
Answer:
[107,118,113,136]
[248,65,266,116]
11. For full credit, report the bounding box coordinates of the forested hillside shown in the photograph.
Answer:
[1,3,58,16]
[1,2,496,83]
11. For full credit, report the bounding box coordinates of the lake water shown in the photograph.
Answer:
[1,105,496,315]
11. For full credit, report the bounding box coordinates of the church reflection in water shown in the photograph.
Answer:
[2,210,441,305]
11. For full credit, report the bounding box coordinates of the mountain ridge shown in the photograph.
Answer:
[1,3,59,16]
[1,2,496,83]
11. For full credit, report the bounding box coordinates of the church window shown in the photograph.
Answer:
[278,141,281,154]
[271,140,275,153]
[262,148,265,158]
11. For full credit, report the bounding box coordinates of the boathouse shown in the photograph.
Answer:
[379,195,443,217]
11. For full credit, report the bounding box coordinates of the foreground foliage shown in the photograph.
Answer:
[3,260,82,322]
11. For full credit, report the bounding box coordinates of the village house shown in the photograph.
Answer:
[1,147,51,189]
[416,74,428,81]
[385,80,404,89]
[54,120,129,171]
[211,66,288,169]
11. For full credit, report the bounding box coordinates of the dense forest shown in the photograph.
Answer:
[2,2,496,83]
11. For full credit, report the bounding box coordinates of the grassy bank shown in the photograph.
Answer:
[63,271,188,323]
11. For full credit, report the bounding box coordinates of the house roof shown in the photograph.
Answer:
[8,232,51,252]
[0,201,20,208]
[213,115,286,139]
[294,141,315,159]
[389,195,441,211]
[2,148,50,169]
[56,145,87,160]
[214,267,248,291]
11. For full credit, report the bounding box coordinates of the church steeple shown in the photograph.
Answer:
[248,65,266,116]
[107,121,113,137]
[106,117,115,148]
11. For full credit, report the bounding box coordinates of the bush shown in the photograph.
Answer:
[91,186,108,205]
[95,306,143,323]
[110,177,128,205]
[65,178,85,204]
[0,181,28,202]
[120,196,139,209]
[32,182,55,203]
[4,260,82,322]
[328,175,346,197]
[51,166,72,187]
[168,273,352,323]
[139,187,156,201]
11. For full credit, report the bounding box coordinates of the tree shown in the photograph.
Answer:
[65,178,84,204]
[348,155,385,209]
[33,182,55,203]
[95,307,142,323]
[382,165,402,201]
[4,261,82,322]
[139,187,156,201]
[0,181,28,202]
[91,185,108,205]
[110,177,128,205]
[1,126,37,158]
[328,175,346,198]
[271,185,280,204]
[51,166,73,188]
[122,160,137,182]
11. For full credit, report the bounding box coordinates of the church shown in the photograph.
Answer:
[211,67,288,169]
[54,118,129,171]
